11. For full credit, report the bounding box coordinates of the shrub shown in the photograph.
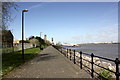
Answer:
[98,68,112,80]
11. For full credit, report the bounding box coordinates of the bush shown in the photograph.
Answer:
[2,47,14,53]
[56,42,62,47]
[98,68,112,80]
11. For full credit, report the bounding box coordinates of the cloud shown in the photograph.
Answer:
[28,3,42,10]
[71,24,118,43]
[28,3,49,10]
[96,26,118,42]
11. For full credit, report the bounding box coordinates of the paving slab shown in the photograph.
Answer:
[3,46,91,78]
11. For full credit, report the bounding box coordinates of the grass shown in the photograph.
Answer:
[2,48,40,76]
[0,47,20,54]
[98,68,112,80]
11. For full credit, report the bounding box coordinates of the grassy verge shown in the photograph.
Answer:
[98,68,112,80]
[2,48,40,76]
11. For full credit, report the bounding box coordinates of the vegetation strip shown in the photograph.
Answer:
[2,48,40,76]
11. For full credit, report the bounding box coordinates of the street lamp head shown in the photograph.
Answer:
[22,9,28,12]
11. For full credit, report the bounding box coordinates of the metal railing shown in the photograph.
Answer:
[56,46,120,80]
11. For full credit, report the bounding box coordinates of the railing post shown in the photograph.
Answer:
[80,51,82,69]
[91,53,94,78]
[61,46,62,53]
[74,50,76,64]
[115,58,119,80]
[70,49,71,60]
[67,49,68,58]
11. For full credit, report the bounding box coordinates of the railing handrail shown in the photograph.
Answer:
[70,49,115,62]
[59,46,120,80]
[93,55,115,62]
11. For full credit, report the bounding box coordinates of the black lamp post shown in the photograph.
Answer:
[22,9,28,61]
[40,32,42,38]
[40,32,42,50]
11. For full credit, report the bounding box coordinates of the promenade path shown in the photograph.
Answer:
[3,46,91,78]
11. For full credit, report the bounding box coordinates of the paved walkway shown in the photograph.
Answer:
[3,46,91,78]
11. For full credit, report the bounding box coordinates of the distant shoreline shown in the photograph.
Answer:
[76,43,119,47]
[78,42,119,45]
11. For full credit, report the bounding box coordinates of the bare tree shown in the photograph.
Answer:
[1,2,18,30]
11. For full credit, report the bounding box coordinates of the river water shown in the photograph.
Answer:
[66,44,119,60]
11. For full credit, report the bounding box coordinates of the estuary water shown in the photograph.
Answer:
[67,44,118,60]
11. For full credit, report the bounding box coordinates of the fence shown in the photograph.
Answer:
[2,43,33,54]
[54,46,120,80]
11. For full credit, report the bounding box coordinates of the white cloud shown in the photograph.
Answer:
[28,3,49,10]
[71,24,118,44]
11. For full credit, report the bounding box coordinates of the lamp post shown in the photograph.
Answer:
[22,9,28,61]
[52,38,54,45]
[40,32,42,50]
[40,32,42,38]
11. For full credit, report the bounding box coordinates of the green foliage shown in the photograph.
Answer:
[56,42,62,47]
[52,42,62,49]
[28,36,50,49]
[41,45,46,49]
[29,38,40,47]
[2,47,14,53]
[55,42,62,49]
[45,40,51,46]
[35,37,45,45]
[2,48,40,76]
[99,68,112,80]
[35,36,51,48]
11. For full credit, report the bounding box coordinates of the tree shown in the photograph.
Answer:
[2,2,18,30]
[56,42,62,47]
[29,38,40,47]
[35,36,46,45]
[29,36,35,40]
[45,40,51,46]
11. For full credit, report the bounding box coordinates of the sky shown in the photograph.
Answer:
[9,2,118,44]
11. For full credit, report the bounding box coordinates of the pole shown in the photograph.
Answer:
[61,46,62,53]
[22,11,24,61]
[115,58,119,80]
[80,51,82,69]
[70,49,71,60]
[74,50,76,64]
[91,53,94,78]
[52,38,53,45]
[40,32,42,50]
[67,49,68,58]
[40,32,42,38]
